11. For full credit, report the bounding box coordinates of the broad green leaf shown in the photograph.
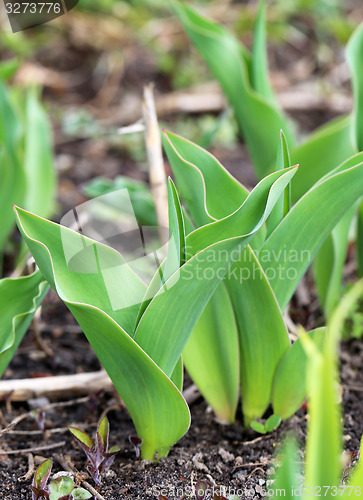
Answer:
[134,165,298,378]
[173,2,294,178]
[163,131,244,420]
[261,154,363,311]
[347,24,363,287]
[0,270,48,377]
[290,115,355,203]
[0,78,21,149]
[170,356,183,393]
[16,209,147,336]
[163,129,268,250]
[133,176,186,337]
[347,23,363,152]
[163,179,186,392]
[24,87,56,218]
[163,131,294,422]
[272,438,301,498]
[132,179,185,392]
[313,207,356,317]
[15,207,190,460]
[251,2,276,105]
[272,328,326,420]
[68,302,190,460]
[182,282,239,422]
[226,247,290,426]
[186,165,297,257]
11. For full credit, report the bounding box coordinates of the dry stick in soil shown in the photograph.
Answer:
[0,396,90,437]
[8,427,68,436]
[0,440,66,455]
[0,370,200,404]
[0,370,114,402]
[142,83,169,246]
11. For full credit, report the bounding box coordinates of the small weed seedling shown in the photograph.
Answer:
[30,458,92,500]
[250,414,281,435]
[69,416,120,485]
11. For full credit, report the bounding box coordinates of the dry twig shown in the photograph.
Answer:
[241,435,268,446]
[0,441,66,455]
[142,83,169,246]
[0,370,113,402]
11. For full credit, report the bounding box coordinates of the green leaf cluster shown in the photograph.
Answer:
[163,130,363,427]
[14,119,363,458]
[0,78,56,260]
[69,416,120,485]
[173,2,363,319]
[14,146,296,459]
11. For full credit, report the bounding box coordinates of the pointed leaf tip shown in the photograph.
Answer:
[98,416,109,451]
[69,427,94,450]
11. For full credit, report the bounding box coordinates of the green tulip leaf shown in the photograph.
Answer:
[262,153,363,311]
[15,207,189,460]
[182,282,239,422]
[272,328,326,420]
[0,270,48,377]
[172,2,294,178]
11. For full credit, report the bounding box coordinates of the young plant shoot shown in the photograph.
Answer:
[15,158,296,459]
